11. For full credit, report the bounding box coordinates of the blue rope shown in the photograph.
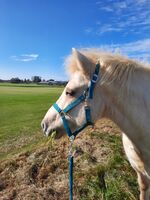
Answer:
[69,155,74,200]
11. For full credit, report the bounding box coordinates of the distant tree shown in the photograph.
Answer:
[24,78,27,83]
[26,79,31,83]
[31,76,41,83]
[49,79,55,81]
[10,77,22,83]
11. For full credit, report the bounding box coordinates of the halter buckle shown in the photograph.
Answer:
[91,74,98,83]
[60,110,65,117]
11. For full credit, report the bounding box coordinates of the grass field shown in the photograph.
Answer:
[0,83,63,159]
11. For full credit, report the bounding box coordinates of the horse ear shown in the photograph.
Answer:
[72,48,91,77]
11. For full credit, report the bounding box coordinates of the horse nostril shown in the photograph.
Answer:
[41,121,48,133]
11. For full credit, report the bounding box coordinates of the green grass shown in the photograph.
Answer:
[0,82,50,87]
[0,84,63,159]
[78,132,138,200]
[0,82,64,87]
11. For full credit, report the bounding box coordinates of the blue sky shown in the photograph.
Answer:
[0,0,150,80]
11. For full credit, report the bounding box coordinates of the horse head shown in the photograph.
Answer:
[41,49,105,139]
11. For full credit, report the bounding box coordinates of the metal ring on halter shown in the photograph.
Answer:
[69,135,75,142]
[60,110,65,117]
[91,74,98,83]
[69,136,76,157]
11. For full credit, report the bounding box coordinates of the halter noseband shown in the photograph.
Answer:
[53,61,100,141]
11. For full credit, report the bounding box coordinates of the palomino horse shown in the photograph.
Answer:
[41,48,150,200]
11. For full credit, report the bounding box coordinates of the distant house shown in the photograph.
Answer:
[38,81,49,85]
[48,80,67,86]
[38,80,68,86]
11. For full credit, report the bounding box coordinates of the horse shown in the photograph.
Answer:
[41,48,150,200]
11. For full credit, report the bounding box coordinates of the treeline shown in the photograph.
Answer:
[0,76,67,86]
[0,76,41,83]
[10,78,31,83]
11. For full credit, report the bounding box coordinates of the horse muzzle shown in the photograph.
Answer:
[41,121,53,136]
[41,120,66,139]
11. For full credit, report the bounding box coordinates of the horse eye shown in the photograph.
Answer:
[66,89,75,96]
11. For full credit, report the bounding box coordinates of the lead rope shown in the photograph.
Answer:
[68,137,75,200]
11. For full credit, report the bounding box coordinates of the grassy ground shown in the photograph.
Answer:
[77,127,138,200]
[0,84,139,199]
[0,82,52,87]
[0,84,63,159]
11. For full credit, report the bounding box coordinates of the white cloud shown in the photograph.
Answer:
[11,54,39,62]
[136,0,147,5]
[100,6,113,12]
[96,24,122,35]
[85,27,93,34]
[114,2,127,10]
[94,0,150,35]
[98,38,150,61]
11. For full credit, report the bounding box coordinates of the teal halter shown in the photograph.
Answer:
[53,61,100,140]
[53,62,100,200]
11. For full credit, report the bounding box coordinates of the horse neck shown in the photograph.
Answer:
[101,66,150,145]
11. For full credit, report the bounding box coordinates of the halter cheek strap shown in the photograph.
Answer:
[53,61,100,140]
[53,95,92,139]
